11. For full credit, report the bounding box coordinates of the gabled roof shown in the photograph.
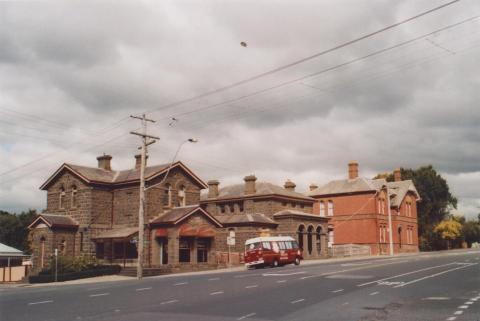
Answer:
[218,213,278,227]
[91,227,138,240]
[273,209,330,221]
[201,182,315,202]
[149,206,222,227]
[387,180,421,207]
[40,161,208,190]
[0,242,25,257]
[28,213,79,229]
[307,177,387,197]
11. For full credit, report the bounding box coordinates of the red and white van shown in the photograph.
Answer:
[244,236,302,268]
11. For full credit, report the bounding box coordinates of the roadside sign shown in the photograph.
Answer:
[227,236,235,246]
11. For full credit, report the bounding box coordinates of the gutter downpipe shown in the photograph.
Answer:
[386,186,394,256]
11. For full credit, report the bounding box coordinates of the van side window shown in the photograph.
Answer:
[278,242,286,250]
[262,242,271,250]
[285,241,293,249]
[292,241,299,249]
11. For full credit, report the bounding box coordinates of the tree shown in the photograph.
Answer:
[434,219,462,249]
[0,209,37,253]
[375,165,457,251]
[463,219,480,247]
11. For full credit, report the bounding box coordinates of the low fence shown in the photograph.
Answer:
[216,251,244,265]
[1,266,28,282]
[329,244,371,257]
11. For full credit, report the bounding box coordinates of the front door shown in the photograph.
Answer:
[158,240,168,265]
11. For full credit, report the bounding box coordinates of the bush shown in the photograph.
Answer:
[41,256,104,274]
[30,265,121,283]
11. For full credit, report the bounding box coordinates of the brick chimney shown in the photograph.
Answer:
[284,180,296,192]
[348,161,359,179]
[394,167,402,182]
[207,180,220,198]
[244,175,257,195]
[134,154,148,170]
[97,154,112,171]
[309,183,318,191]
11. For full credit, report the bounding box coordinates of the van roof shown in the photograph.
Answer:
[245,236,295,245]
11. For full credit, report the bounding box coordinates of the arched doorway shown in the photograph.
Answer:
[316,226,322,256]
[297,225,305,251]
[307,226,314,255]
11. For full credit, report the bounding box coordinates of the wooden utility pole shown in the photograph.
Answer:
[130,114,159,279]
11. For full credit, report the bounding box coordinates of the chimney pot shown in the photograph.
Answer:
[135,154,148,170]
[207,180,220,198]
[348,161,359,179]
[244,175,257,195]
[309,183,318,191]
[284,180,296,192]
[394,168,402,182]
[96,154,112,171]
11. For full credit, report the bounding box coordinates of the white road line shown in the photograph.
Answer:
[28,300,53,305]
[453,310,463,315]
[263,271,306,277]
[423,297,450,300]
[208,278,220,281]
[394,263,477,288]
[458,305,469,309]
[342,302,349,306]
[277,280,287,283]
[114,309,121,313]
[237,312,256,320]
[210,291,224,295]
[160,299,178,305]
[245,285,258,288]
[234,273,261,278]
[370,291,379,296]
[446,317,456,321]
[89,293,109,297]
[135,287,152,291]
[291,298,305,304]
[174,282,188,286]
[358,262,457,287]
[331,289,344,293]
[465,301,474,305]
[300,275,316,280]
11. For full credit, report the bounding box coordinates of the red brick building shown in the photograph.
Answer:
[308,162,420,255]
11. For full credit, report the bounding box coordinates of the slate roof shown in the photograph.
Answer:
[307,177,387,197]
[40,161,208,189]
[218,213,277,226]
[387,180,420,207]
[273,209,329,221]
[91,227,138,239]
[28,213,79,229]
[150,206,222,227]
[201,182,315,202]
[0,242,25,257]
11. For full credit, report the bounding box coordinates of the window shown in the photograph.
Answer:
[406,201,412,217]
[285,241,293,249]
[238,202,244,212]
[177,186,186,207]
[327,201,334,216]
[197,239,208,263]
[262,242,271,250]
[278,242,286,250]
[79,232,84,252]
[96,242,104,259]
[319,201,325,216]
[228,203,235,213]
[328,230,334,248]
[220,204,226,214]
[58,239,66,255]
[59,186,66,209]
[71,185,77,208]
[281,202,287,207]
[179,239,191,262]
[163,184,172,207]
[40,237,46,268]
[291,203,296,208]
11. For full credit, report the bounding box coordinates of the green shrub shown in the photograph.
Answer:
[30,265,121,283]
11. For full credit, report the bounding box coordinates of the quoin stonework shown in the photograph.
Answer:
[28,155,419,274]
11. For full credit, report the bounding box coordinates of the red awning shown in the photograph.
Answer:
[155,228,168,237]
[178,224,216,238]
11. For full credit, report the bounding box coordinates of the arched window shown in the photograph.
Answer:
[163,183,172,207]
[177,185,186,207]
[316,226,322,255]
[319,201,325,217]
[71,185,77,208]
[327,200,334,216]
[307,226,314,255]
[398,226,402,248]
[328,229,334,248]
[59,186,66,209]
[40,236,46,268]
[59,239,66,255]
[297,225,305,251]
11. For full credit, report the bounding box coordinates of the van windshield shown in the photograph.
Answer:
[246,242,262,251]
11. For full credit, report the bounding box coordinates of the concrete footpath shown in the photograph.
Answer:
[1,249,472,289]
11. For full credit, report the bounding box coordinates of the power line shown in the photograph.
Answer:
[142,0,460,117]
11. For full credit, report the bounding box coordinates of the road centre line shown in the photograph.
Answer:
[465,301,473,305]
[369,291,379,296]
[160,299,178,305]
[446,317,457,321]
[136,287,152,291]
[291,298,305,304]
[89,293,109,297]
[277,280,287,283]
[237,312,256,320]
[208,278,220,281]
[394,263,477,288]
[245,285,258,288]
[332,289,344,293]
[234,273,261,278]
[28,300,53,305]
[453,310,463,315]
[458,305,469,309]
[358,262,458,287]
[262,271,306,276]
[174,282,188,286]
[210,291,224,295]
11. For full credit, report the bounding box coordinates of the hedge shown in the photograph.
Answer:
[29,265,121,283]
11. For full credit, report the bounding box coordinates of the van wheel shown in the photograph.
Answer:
[272,259,279,268]
[294,257,301,266]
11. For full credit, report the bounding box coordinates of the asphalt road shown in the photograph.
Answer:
[1,249,479,321]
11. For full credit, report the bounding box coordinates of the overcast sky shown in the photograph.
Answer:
[0,0,479,219]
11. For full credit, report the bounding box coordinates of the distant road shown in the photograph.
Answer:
[1,249,479,321]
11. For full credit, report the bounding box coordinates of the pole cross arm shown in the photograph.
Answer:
[130,131,160,140]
